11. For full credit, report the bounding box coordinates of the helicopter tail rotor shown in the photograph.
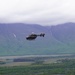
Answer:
[40,33,45,37]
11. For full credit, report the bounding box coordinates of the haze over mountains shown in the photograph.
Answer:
[0,22,75,56]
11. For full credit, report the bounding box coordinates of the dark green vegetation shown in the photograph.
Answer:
[0,22,75,55]
[0,59,75,75]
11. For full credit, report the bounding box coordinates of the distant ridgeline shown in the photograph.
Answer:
[0,23,75,56]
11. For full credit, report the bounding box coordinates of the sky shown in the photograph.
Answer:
[0,0,75,26]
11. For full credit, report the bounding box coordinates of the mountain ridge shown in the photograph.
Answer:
[0,23,75,56]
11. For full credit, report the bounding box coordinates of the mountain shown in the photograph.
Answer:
[0,23,75,56]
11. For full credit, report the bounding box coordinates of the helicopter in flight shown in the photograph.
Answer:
[26,32,45,40]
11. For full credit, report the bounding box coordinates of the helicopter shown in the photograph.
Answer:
[26,32,45,40]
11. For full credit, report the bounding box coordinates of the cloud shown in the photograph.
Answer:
[0,0,75,25]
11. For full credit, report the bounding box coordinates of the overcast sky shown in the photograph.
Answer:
[0,0,75,26]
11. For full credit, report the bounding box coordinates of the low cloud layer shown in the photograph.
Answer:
[0,0,75,26]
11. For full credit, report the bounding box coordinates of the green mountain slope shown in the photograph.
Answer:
[0,23,75,56]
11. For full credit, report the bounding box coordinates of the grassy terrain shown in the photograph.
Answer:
[0,57,75,75]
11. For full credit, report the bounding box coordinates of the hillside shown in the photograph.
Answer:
[0,23,75,56]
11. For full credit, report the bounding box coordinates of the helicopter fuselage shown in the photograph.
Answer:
[26,33,45,40]
[26,34,37,40]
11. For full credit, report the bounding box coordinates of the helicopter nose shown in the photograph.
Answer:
[26,36,28,39]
